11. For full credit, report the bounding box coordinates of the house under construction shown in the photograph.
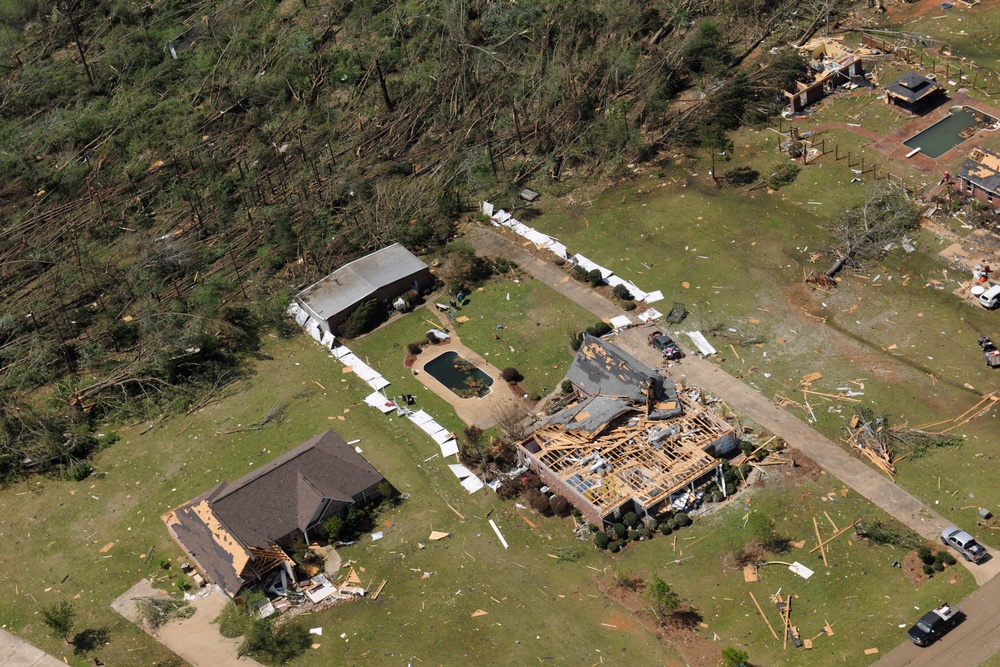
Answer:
[517,335,736,526]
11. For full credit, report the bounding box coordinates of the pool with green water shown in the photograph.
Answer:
[422,350,494,398]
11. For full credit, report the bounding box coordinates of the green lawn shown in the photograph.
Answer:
[614,474,977,667]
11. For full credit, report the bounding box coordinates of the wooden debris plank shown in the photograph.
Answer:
[372,579,388,600]
[749,592,780,641]
[743,565,758,582]
[809,523,854,553]
[813,516,828,567]
[824,511,838,532]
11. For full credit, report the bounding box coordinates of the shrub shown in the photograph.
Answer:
[530,492,552,516]
[216,602,250,638]
[658,522,673,535]
[66,461,94,481]
[933,561,945,572]
[721,647,751,667]
[646,574,680,625]
[942,552,957,566]
[500,367,522,383]
[407,342,422,355]
[612,523,627,539]
[609,540,621,553]
[628,529,640,541]
[622,300,637,311]
[922,563,934,576]
[549,495,571,517]
[638,527,652,540]
[918,546,933,564]
[339,299,384,338]
[612,284,633,301]
[768,163,800,189]
[323,516,344,542]
[41,598,75,641]
[570,337,583,351]
[561,379,573,394]
[666,519,679,531]
[674,512,691,527]
[522,472,543,490]
[622,511,639,528]
[594,531,611,550]
[587,269,603,287]
[496,477,522,500]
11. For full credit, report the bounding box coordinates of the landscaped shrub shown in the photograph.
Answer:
[941,552,957,566]
[609,541,621,553]
[323,516,344,542]
[638,527,652,540]
[612,523,627,539]
[623,511,639,528]
[549,495,571,517]
[922,563,934,576]
[621,300,637,311]
[66,461,94,481]
[339,299,384,338]
[496,477,522,500]
[407,342,422,355]
[612,284,633,301]
[628,529,640,541]
[530,492,552,516]
[658,522,673,535]
[674,512,692,527]
[918,546,933,564]
[587,269,603,287]
[500,367,522,383]
[594,531,611,550]
[522,472,543,490]
[933,561,945,572]
[561,379,573,394]
[666,519,679,531]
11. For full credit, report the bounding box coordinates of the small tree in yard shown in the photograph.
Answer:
[549,495,571,517]
[41,598,75,642]
[500,367,522,383]
[722,646,750,667]
[646,574,680,625]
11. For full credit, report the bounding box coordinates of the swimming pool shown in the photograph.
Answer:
[423,351,494,399]
[903,108,989,158]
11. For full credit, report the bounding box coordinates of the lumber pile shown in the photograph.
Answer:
[847,409,895,477]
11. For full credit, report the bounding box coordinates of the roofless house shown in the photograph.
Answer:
[517,335,736,527]
[884,72,944,113]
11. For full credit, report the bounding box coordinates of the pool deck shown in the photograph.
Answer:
[869,92,1000,173]
[410,305,524,429]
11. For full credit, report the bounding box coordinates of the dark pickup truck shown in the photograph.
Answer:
[648,331,682,360]
[907,603,963,647]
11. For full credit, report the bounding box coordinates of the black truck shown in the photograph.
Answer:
[907,603,963,647]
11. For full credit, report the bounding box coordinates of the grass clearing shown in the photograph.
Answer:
[616,473,977,666]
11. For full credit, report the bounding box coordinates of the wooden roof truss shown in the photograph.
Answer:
[531,396,731,516]
[240,543,293,582]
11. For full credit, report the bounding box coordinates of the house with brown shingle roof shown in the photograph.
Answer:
[957,147,1000,208]
[163,430,385,597]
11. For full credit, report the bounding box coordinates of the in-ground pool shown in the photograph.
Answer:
[904,108,993,158]
[423,351,493,399]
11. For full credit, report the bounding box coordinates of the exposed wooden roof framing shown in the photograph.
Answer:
[530,394,728,518]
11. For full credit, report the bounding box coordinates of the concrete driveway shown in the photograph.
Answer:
[0,630,65,667]
[112,578,262,667]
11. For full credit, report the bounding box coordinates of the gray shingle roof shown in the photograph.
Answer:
[210,430,383,546]
[566,335,681,419]
[296,243,427,320]
[957,147,1000,193]
[545,395,634,435]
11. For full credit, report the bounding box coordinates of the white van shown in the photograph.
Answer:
[980,284,1000,309]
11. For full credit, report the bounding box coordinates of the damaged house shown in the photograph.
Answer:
[956,147,1000,208]
[517,335,736,527]
[163,430,385,598]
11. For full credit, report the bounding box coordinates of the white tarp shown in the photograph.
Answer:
[572,254,613,280]
[364,392,396,413]
[686,331,717,356]
[462,475,485,494]
[449,464,475,479]
[440,439,460,457]
[610,315,633,330]
[644,290,664,304]
[637,309,663,323]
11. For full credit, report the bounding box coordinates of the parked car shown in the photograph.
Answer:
[940,526,988,563]
[980,284,1000,309]
[648,331,682,360]
[979,335,1000,368]
[907,603,963,647]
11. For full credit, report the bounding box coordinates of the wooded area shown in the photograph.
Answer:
[0,0,844,480]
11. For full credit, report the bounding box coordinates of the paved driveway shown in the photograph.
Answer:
[0,630,65,667]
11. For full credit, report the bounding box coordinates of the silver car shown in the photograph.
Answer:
[940,527,988,563]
